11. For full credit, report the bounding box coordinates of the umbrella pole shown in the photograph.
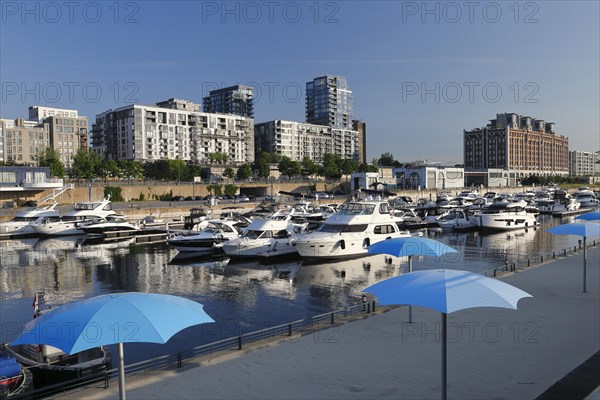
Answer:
[408,256,413,323]
[583,236,587,293]
[442,313,447,400]
[118,342,126,400]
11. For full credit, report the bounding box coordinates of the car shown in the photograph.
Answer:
[184,196,197,201]
[236,195,250,202]
[172,195,185,201]
[23,200,38,207]
[264,195,275,201]
[316,192,330,199]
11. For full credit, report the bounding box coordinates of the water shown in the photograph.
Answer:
[0,214,586,363]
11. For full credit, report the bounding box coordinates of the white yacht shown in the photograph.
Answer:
[436,208,478,230]
[575,193,599,208]
[538,190,580,213]
[478,201,538,231]
[168,220,242,253]
[290,200,411,260]
[80,215,140,236]
[31,197,115,236]
[222,216,301,258]
[0,203,60,236]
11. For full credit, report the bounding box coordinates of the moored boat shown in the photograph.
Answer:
[31,197,116,236]
[290,200,412,260]
[168,220,243,253]
[80,214,140,236]
[478,201,538,231]
[0,203,60,237]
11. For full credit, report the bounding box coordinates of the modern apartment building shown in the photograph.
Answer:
[0,118,50,165]
[254,120,358,163]
[352,120,367,164]
[569,150,598,176]
[203,85,254,118]
[306,75,353,129]
[45,115,89,167]
[91,98,254,164]
[464,113,569,186]
[29,106,78,123]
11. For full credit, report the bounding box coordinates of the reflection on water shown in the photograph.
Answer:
[0,214,588,360]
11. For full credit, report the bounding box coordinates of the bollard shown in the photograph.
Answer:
[541,255,543,263]
[330,313,335,324]
[367,303,371,313]
[177,352,182,368]
[553,252,555,259]
[493,269,497,277]
[237,336,242,350]
[564,249,567,256]
[527,259,530,267]
[372,300,376,312]
[288,324,292,337]
[512,263,516,272]
[574,246,577,253]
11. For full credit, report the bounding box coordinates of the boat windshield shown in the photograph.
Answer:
[317,223,368,233]
[242,230,264,239]
[337,203,375,215]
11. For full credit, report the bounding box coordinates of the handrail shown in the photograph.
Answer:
[11,303,368,399]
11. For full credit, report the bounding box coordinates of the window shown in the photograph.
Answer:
[374,225,395,234]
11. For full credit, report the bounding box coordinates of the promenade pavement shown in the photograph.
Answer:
[64,247,600,400]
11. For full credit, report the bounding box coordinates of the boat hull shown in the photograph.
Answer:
[478,214,537,231]
[292,233,409,260]
[223,239,297,258]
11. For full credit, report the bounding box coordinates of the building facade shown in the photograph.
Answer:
[0,118,50,165]
[464,113,569,186]
[91,99,254,164]
[306,75,353,129]
[254,120,358,163]
[392,166,465,190]
[569,150,598,177]
[352,120,367,164]
[45,115,88,168]
[29,106,78,123]
[203,85,254,118]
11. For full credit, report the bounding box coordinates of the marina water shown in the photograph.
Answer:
[0,214,586,364]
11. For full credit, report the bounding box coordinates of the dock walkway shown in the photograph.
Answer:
[61,247,599,400]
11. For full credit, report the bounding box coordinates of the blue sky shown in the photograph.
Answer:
[1,1,598,162]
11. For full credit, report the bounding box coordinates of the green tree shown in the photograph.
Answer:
[377,152,395,166]
[236,164,252,179]
[119,160,144,180]
[224,184,238,196]
[254,152,273,178]
[223,167,235,178]
[322,153,341,179]
[358,163,379,173]
[338,159,358,176]
[37,147,65,178]
[301,157,319,177]
[72,149,101,181]
[97,159,120,182]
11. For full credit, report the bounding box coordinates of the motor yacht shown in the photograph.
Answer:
[31,197,115,236]
[80,214,140,236]
[575,193,599,208]
[0,203,60,237]
[538,190,580,213]
[222,215,303,258]
[290,200,411,260]
[436,208,478,230]
[478,201,538,231]
[168,220,243,253]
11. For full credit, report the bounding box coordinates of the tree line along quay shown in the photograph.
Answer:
[6,148,375,183]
